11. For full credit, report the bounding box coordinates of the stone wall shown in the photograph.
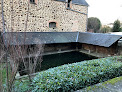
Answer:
[0,0,88,32]
[118,40,122,55]
[44,43,76,53]
[82,43,118,56]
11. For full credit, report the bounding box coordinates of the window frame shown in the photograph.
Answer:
[30,0,36,4]
[49,22,57,29]
[67,0,72,8]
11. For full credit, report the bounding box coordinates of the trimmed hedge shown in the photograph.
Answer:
[31,57,122,92]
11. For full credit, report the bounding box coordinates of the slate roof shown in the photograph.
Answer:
[3,32,78,46]
[2,32,122,47]
[56,0,89,6]
[78,32,122,47]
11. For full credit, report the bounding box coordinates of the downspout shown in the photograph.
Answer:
[76,31,79,51]
[86,6,88,32]
[65,1,87,15]
[76,31,79,42]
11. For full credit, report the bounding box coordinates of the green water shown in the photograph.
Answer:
[38,51,96,71]
[19,51,96,75]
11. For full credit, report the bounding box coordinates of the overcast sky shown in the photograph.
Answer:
[86,0,122,25]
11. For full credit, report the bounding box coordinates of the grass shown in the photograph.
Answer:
[0,62,11,92]
[0,63,7,83]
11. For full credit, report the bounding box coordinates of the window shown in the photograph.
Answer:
[30,0,35,3]
[67,0,71,8]
[49,22,56,29]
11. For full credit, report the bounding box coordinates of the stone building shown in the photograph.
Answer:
[0,0,88,32]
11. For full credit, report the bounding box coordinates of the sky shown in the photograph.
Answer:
[86,0,122,25]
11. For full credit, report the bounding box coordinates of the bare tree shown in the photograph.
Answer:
[0,0,44,92]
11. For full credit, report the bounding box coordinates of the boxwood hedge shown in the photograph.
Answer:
[31,57,122,92]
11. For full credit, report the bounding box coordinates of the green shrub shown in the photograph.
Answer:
[13,79,33,92]
[31,57,122,92]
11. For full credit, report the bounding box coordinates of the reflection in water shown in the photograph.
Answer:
[19,51,96,75]
[39,51,96,71]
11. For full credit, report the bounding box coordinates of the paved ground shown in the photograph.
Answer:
[75,76,122,92]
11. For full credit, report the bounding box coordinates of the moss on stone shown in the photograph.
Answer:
[86,86,92,91]
[85,84,104,92]
[103,76,122,85]
[83,76,122,92]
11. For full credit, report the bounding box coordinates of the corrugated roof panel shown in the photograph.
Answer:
[78,32,122,47]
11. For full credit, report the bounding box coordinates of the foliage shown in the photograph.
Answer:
[13,79,33,92]
[120,27,122,32]
[112,20,121,32]
[87,17,101,33]
[100,26,111,33]
[29,57,122,92]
